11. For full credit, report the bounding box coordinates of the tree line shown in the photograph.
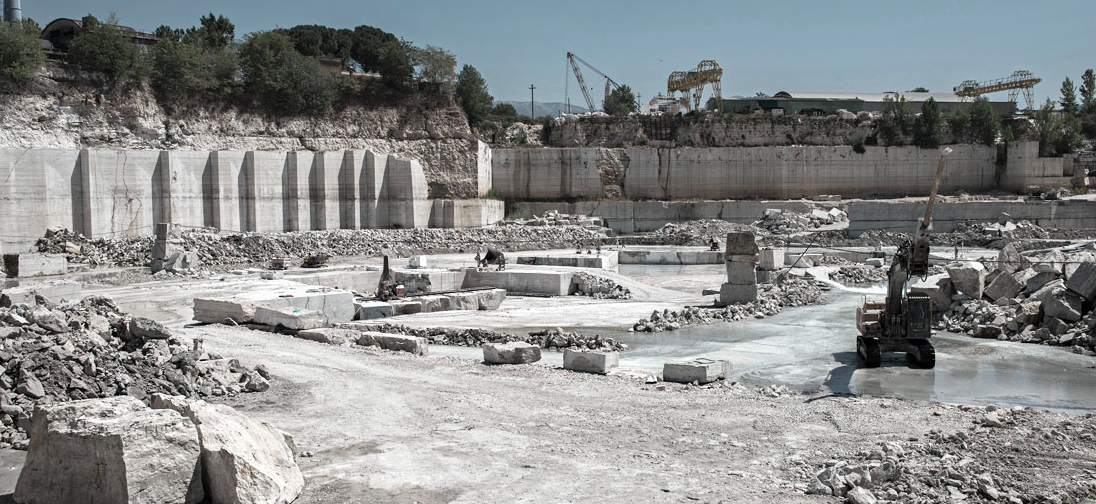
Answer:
[0,13,496,123]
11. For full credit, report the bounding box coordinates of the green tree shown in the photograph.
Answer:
[410,44,456,84]
[239,31,334,115]
[454,64,492,125]
[1081,69,1096,115]
[195,13,235,50]
[879,95,913,146]
[1032,98,1081,156]
[603,85,637,115]
[967,97,999,146]
[0,20,44,81]
[68,15,137,78]
[149,39,205,95]
[913,97,942,148]
[491,103,518,120]
[908,87,929,92]
[1060,77,1079,116]
[946,108,970,142]
[154,25,183,42]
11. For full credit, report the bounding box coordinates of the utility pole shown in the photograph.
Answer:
[637,93,642,114]
[529,84,536,118]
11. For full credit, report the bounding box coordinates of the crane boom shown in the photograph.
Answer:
[567,52,597,113]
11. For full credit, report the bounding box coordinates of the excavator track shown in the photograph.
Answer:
[856,336,882,368]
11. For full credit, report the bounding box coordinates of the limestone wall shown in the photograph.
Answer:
[846,199,1096,236]
[493,144,998,200]
[0,148,501,254]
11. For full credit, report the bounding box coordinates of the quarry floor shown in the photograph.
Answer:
[2,248,1095,502]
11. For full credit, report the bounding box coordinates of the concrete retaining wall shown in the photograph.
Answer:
[0,148,501,254]
[493,144,998,200]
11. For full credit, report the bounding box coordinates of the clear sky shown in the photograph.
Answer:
[29,0,1096,107]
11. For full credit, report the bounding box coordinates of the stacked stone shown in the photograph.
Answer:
[719,232,759,305]
[756,247,785,284]
[150,223,199,274]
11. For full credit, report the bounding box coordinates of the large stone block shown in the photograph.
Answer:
[725,261,757,285]
[719,282,758,305]
[563,349,619,374]
[477,288,506,310]
[12,253,67,277]
[946,261,985,300]
[725,232,759,256]
[911,277,955,313]
[0,279,81,308]
[15,396,203,504]
[1025,271,1058,294]
[236,285,355,323]
[997,243,1029,274]
[356,331,429,356]
[253,305,325,330]
[354,300,393,320]
[192,297,257,324]
[662,358,731,384]
[482,342,542,364]
[1044,290,1083,322]
[1065,262,1096,302]
[152,399,303,504]
[295,328,358,345]
[759,248,785,271]
[984,270,1024,301]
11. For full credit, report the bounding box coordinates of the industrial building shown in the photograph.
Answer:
[719,91,1016,117]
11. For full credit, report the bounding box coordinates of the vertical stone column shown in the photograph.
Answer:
[719,231,759,305]
[76,148,94,237]
[338,150,360,229]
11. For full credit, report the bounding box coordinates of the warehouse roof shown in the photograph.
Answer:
[772,91,966,102]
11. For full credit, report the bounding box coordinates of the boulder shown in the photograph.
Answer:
[662,358,731,384]
[482,342,542,364]
[477,288,507,310]
[152,399,303,504]
[1044,291,1083,322]
[1065,262,1096,302]
[911,277,954,312]
[1030,279,1066,304]
[15,396,203,504]
[127,316,173,340]
[1065,252,1096,280]
[984,271,1024,301]
[1033,249,1066,274]
[1025,271,1058,294]
[563,349,619,375]
[295,328,358,345]
[1044,316,1069,336]
[947,262,986,300]
[997,243,1029,273]
[356,331,429,356]
[973,325,1002,339]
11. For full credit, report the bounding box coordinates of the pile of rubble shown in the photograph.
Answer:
[35,225,610,268]
[0,295,268,449]
[351,323,628,352]
[501,210,607,231]
[800,405,1096,503]
[572,272,633,299]
[829,266,888,285]
[633,276,825,332]
[643,220,762,246]
[934,244,1096,353]
[753,208,847,233]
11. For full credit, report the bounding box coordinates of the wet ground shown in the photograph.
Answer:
[433,264,1096,413]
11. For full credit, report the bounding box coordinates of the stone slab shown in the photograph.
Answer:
[356,331,429,356]
[0,279,81,307]
[12,253,67,277]
[515,252,618,270]
[253,305,326,330]
[563,348,619,374]
[295,328,358,345]
[236,284,354,323]
[193,297,258,324]
[618,250,723,265]
[462,270,574,296]
[719,282,758,305]
[482,342,542,364]
[354,300,394,320]
[662,358,731,384]
[759,248,784,271]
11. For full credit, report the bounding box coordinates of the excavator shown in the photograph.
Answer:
[855,147,952,369]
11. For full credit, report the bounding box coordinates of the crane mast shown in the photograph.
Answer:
[567,52,597,113]
[566,52,640,112]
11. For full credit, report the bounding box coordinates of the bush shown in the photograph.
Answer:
[913,97,942,148]
[852,137,866,154]
[239,31,335,115]
[878,95,913,146]
[0,21,44,81]
[968,97,999,146]
[945,109,970,142]
[68,18,137,78]
[150,40,205,95]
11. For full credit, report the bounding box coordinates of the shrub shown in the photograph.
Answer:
[239,31,335,115]
[0,21,44,81]
[913,97,942,148]
[852,137,866,154]
[68,18,137,78]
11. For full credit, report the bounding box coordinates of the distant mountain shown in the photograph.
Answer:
[495,101,590,118]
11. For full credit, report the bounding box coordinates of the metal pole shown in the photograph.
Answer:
[529,84,536,118]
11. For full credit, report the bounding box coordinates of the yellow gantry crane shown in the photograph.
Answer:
[953,70,1041,111]
[668,60,724,113]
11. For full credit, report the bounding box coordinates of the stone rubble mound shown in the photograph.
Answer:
[0,294,268,449]
[35,225,609,268]
[643,220,763,246]
[349,323,627,352]
[938,244,1096,353]
[633,276,825,332]
[500,210,607,232]
[571,272,633,299]
[829,266,889,285]
[753,207,847,233]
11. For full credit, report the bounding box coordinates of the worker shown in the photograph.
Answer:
[479,248,506,271]
[709,236,721,252]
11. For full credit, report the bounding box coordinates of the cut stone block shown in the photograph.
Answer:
[984,270,1024,301]
[662,358,731,384]
[946,261,986,300]
[1065,262,1096,301]
[236,285,355,323]
[563,348,619,375]
[865,257,885,267]
[417,294,451,313]
[15,396,202,504]
[725,261,757,285]
[354,300,393,320]
[388,298,423,315]
[482,342,542,364]
[1025,271,1057,294]
[1044,290,1083,322]
[911,277,954,312]
[1031,279,1065,304]
[759,248,784,271]
[477,288,506,310]
[253,305,325,330]
[12,253,67,277]
[725,232,759,256]
[755,270,775,284]
[356,331,429,356]
[193,297,257,324]
[408,255,428,268]
[725,253,759,263]
[0,279,81,308]
[446,291,480,311]
[295,328,358,345]
[719,282,758,305]
[462,270,573,295]
[152,399,303,504]
[1065,252,1096,280]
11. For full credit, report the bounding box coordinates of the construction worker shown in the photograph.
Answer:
[709,236,722,252]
